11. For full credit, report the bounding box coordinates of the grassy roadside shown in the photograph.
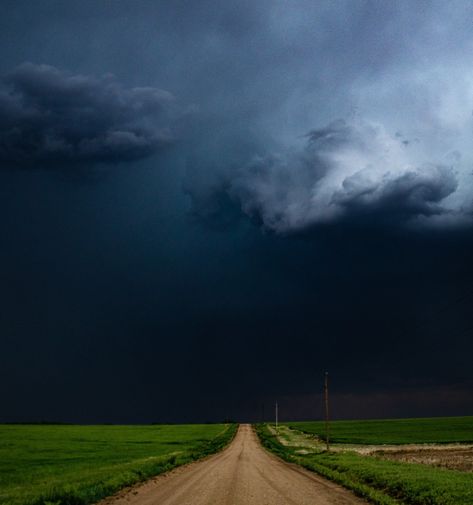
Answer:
[0,423,238,505]
[255,423,473,505]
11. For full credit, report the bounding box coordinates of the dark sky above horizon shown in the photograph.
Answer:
[1,0,473,423]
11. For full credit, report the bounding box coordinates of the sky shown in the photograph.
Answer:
[1,0,473,423]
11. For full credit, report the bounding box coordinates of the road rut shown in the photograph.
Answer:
[101,424,367,505]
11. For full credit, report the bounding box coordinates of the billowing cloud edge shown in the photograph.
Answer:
[0,63,178,167]
[188,117,472,233]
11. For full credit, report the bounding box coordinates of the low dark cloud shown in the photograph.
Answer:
[188,118,464,233]
[0,63,176,167]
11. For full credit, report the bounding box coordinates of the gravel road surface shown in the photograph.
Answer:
[101,424,367,505]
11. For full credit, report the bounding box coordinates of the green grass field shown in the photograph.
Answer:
[256,423,473,505]
[286,416,473,444]
[0,423,237,505]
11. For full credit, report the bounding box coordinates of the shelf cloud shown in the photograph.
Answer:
[225,119,461,232]
[187,117,469,233]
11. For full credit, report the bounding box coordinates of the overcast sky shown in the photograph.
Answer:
[1,0,473,423]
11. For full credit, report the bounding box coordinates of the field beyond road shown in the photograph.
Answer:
[0,423,236,505]
[286,416,473,444]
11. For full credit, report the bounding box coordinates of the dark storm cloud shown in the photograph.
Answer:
[0,63,176,167]
[189,119,461,233]
[1,0,473,423]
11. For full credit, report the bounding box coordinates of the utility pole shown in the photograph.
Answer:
[275,402,278,430]
[262,403,265,423]
[324,372,330,451]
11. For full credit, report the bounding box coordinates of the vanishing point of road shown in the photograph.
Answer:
[102,424,367,505]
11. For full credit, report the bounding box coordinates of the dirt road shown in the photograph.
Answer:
[102,424,366,505]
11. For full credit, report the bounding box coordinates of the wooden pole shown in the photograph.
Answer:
[324,372,330,451]
[275,402,278,430]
